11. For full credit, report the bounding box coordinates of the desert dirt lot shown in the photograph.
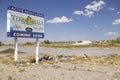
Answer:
[0,46,120,80]
[0,53,120,80]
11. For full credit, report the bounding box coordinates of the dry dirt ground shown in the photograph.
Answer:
[0,54,120,80]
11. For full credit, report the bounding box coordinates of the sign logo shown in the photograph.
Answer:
[26,16,33,32]
[26,16,33,25]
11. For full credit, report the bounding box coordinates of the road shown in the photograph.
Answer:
[0,46,120,56]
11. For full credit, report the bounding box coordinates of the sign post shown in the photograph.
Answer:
[7,6,44,64]
[36,38,39,64]
[14,37,18,62]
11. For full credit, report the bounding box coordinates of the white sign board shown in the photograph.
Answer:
[7,6,44,38]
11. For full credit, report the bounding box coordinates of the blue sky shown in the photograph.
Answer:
[0,0,120,43]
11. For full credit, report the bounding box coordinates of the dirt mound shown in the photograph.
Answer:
[0,48,24,54]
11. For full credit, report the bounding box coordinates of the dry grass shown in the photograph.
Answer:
[1,59,10,64]
[18,68,25,73]
[0,56,14,65]
[0,54,120,67]
[92,56,120,66]
[70,55,120,66]
[52,65,61,69]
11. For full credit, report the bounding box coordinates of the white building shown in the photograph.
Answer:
[73,40,92,45]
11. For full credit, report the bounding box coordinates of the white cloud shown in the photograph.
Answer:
[104,32,118,36]
[84,10,94,17]
[94,25,98,28]
[73,0,105,17]
[109,7,115,11]
[108,8,120,15]
[116,12,120,15]
[73,10,84,15]
[47,16,73,24]
[112,19,120,25]
[85,0,105,11]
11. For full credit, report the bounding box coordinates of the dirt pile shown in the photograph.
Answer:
[0,48,24,54]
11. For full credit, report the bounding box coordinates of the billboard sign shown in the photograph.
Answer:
[7,6,44,38]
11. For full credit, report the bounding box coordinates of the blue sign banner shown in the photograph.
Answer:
[7,6,44,17]
[7,31,44,38]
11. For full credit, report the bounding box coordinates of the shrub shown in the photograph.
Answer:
[1,59,9,64]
